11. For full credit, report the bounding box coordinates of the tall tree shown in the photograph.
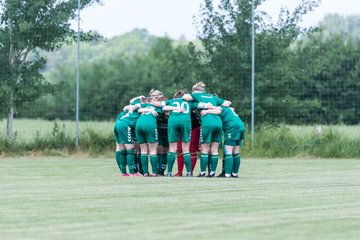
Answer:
[0,0,100,142]
[292,23,360,124]
[190,0,319,123]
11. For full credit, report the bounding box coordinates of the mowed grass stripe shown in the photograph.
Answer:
[0,158,359,240]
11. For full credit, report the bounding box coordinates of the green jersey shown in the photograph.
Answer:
[136,103,162,128]
[191,92,225,106]
[220,107,246,132]
[191,92,224,127]
[220,107,246,144]
[162,98,195,143]
[119,110,140,128]
[115,99,141,127]
[115,111,125,122]
[135,103,162,144]
[163,98,196,124]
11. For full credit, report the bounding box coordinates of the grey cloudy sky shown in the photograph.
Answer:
[77,0,360,39]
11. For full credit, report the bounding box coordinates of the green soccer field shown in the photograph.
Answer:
[1,157,359,240]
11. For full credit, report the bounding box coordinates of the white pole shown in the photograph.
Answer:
[75,0,80,146]
[251,0,255,144]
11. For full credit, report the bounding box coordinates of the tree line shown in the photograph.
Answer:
[2,0,360,142]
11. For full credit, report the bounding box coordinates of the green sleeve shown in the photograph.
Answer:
[115,111,125,122]
[214,96,225,106]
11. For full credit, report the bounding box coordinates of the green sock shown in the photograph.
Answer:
[150,154,158,174]
[137,154,143,174]
[115,150,127,174]
[141,154,149,174]
[160,154,167,172]
[200,153,208,173]
[224,154,233,175]
[167,152,176,175]
[207,154,211,173]
[126,149,135,174]
[134,153,139,173]
[157,154,162,173]
[233,153,241,174]
[183,153,191,173]
[210,155,219,173]
[157,154,167,173]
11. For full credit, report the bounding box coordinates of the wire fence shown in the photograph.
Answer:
[1,0,360,145]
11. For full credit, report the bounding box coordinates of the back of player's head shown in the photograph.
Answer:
[192,81,205,92]
[173,89,187,98]
[149,89,164,98]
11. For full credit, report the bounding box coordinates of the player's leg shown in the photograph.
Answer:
[232,130,245,177]
[166,142,178,176]
[209,141,220,177]
[189,126,201,174]
[198,126,211,177]
[208,126,222,177]
[115,142,128,176]
[134,140,142,174]
[167,124,180,177]
[139,143,149,176]
[181,141,191,176]
[124,143,137,175]
[224,144,235,178]
[232,145,241,177]
[180,123,192,176]
[216,136,226,177]
[114,123,127,175]
[148,142,159,176]
[157,143,168,176]
[120,125,136,175]
[198,144,209,177]
[175,137,184,176]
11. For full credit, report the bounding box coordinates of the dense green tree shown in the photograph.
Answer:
[0,0,100,142]
[24,32,196,121]
[190,0,320,123]
[292,25,360,124]
[77,36,195,120]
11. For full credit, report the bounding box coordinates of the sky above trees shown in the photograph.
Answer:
[75,0,360,40]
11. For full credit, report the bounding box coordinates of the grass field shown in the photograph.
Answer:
[1,157,359,239]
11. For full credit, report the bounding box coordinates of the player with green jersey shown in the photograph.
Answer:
[134,98,163,176]
[221,106,246,177]
[183,82,231,177]
[150,90,169,176]
[203,106,246,177]
[157,90,198,177]
[113,97,142,177]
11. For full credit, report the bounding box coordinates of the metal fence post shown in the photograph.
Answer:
[75,0,80,146]
[251,0,255,144]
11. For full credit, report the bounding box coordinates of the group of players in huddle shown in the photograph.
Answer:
[113,82,246,178]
